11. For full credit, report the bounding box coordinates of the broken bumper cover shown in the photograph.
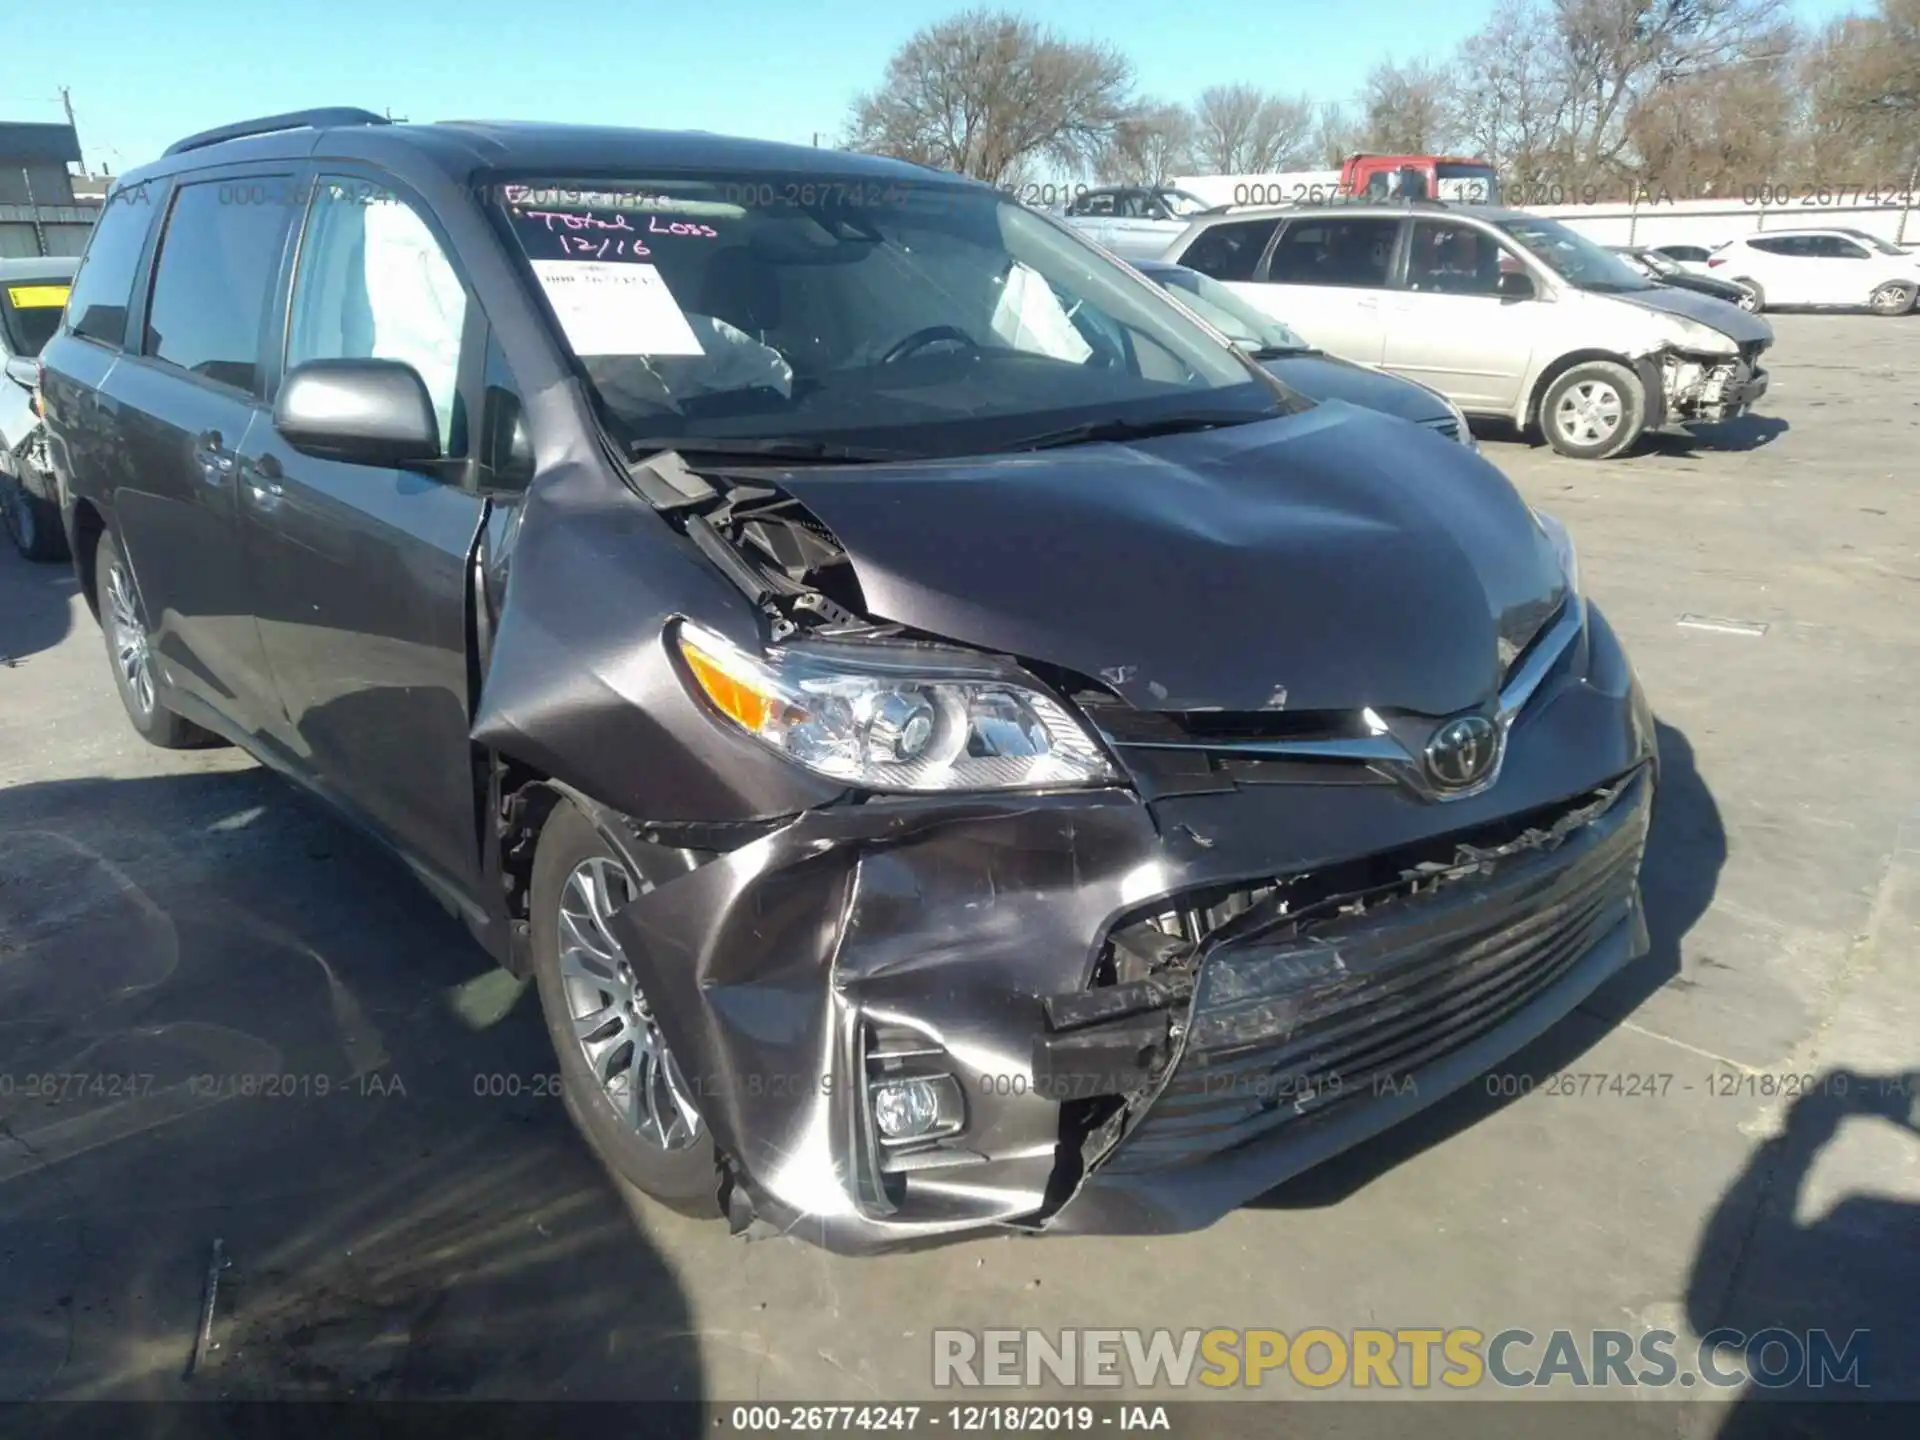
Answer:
[602,606,1657,1252]
[1662,350,1770,425]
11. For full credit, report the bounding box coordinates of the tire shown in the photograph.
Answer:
[1539,360,1646,461]
[2,471,69,562]
[1732,280,1764,314]
[529,798,721,1214]
[1868,281,1914,316]
[93,528,220,748]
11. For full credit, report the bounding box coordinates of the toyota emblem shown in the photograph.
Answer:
[1424,713,1500,790]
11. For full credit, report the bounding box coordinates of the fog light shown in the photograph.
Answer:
[872,1079,942,1139]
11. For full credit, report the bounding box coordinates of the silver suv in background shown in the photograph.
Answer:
[1162,202,1775,460]
[1062,185,1218,261]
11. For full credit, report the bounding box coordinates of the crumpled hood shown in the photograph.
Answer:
[1613,284,1774,346]
[770,403,1565,717]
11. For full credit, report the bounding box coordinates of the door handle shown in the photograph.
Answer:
[193,428,234,485]
[241,453,284,512]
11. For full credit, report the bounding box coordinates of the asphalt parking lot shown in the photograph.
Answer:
[2,315,1916,1430]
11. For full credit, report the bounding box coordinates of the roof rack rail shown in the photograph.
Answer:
[163,107,391,158]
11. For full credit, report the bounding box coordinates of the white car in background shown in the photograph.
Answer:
[1705,229,1920,315]
[1648,244,1716,276]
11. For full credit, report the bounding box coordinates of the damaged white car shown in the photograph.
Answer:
[1163,203,1773,460]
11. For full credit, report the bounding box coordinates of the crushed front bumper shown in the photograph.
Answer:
[1660,347,1770,425]
[601,606,1657,1252]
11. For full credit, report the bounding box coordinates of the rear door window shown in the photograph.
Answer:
[143,179,297,394]
[1266,217,1402,288]
[63,184,158,348]
[1173,219,1280,281]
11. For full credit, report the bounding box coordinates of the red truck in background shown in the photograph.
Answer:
[1225,154,1502,208]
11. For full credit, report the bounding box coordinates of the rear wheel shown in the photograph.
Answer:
[1732,280,1764,314]
[2,471,68,562]
[94,529,219,748]
[529,799,721,1214]
[1540,361,1645,461]
[1868,281,1915,316]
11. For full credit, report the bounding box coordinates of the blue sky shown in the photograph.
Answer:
[20,0,1870,176]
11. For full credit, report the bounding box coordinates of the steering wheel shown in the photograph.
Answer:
[882,326,980,364]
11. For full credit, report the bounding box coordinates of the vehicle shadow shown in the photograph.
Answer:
[1644,414,1790,456]
[1250,717,1723,1209]
[0,537,78,663]
[0,770,704,1424]
[1687,1066,1919,1435]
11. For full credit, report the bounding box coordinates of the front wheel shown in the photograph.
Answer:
[2,471,68,562]
[1540,361,1646,461]
[1869,281,1915,316]
[529,798,721,1214]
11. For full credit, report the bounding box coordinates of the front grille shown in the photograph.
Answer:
[1103,771,1649,1173]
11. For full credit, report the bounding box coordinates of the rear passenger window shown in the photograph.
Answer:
[1267,218,1401,288]
[64,184,157,347]
[143,179,295,394]
[1174,219,1279,282]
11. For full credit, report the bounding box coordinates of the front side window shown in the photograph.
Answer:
[144,179,295,394]
[65,184,157,348]
[495,176,1286,458]
[1818,236,1870,259]
[1494,215,1653,293]
[1174,219,1280,282]
[1406,220,1507,296]
[1266,217,1401,288]
[286,179,470,454]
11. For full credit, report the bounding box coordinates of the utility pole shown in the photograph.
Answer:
[60,86,86,177]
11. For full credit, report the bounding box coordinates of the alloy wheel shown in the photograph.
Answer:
[1554,380,1623,447]
[1737,287,1762,313]
[557,855,704,1152]
[104,559,156,718]
[1869,283,1912,315]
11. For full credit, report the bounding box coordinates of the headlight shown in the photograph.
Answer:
[1532,508,1581,599]
[675,621,1117,792]
[1664,317,1738,356]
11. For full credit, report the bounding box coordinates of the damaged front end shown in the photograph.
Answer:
[467,422,1659,1252]
[1656,340,1770,425]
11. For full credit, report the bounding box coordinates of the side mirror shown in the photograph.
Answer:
[274,358,442,469]
[1497,271,1536,301]
[4,356,38,389]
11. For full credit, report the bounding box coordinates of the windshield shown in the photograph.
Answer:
[496,176,1290,458]
[1,278,70,357]
[1151,268,1307,352]
[1496,216,1654,293]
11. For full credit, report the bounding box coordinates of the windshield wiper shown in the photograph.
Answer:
[999,410,1270,453]
[627,435,907,464]
[1248,344,1315,360]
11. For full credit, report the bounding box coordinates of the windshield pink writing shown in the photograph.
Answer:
[523,209,638,233]
[560,234,650,258]
[648,216,718,238]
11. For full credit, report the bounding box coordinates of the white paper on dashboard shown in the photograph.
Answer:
[530,260,706,357]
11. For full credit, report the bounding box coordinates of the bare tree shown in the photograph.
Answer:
[843,9,1139,185]
[1444,0,1575,187]
[1624,27,1805,194]
[1191,85,1318,171]
[1360,59,1450,153]
[1312,103,1368,168]
[1802,0,1920,180]
[1548,0,1791,192]
[1100,102,1196,184]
